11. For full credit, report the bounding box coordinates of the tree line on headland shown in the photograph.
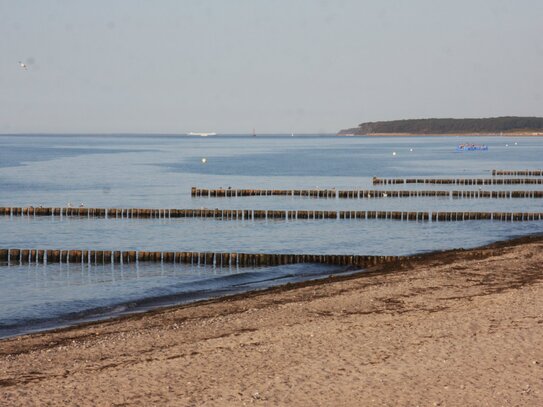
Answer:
[338,116,543,135]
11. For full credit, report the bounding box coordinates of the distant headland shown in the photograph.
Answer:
[338,116,543,136]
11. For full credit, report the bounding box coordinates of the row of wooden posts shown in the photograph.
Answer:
[492,170,543,176]
[372,177,543,185]
[191,187,543,199]
[0,248,401,268]
[1,207,542,221]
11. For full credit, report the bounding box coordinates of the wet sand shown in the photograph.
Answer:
[1,236,543,406]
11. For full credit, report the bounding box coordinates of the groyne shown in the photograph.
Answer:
[193,187,338,198]
[0,248,401,268]
[372,177,543,185]
[492,170,543,176]
[1,207,542,221]
[191,187,543,199]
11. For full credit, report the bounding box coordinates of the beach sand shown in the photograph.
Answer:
[1,236,543,406]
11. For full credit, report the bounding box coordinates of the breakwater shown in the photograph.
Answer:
[492,170,543,176]
[191,187,543,199]
[0,248,401,268]
[193,187,338,198]
[1,207,542,221]
[372,177,543,185]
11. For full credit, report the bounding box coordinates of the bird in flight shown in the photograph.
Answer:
[18,61,28,70]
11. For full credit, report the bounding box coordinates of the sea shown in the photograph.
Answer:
[0,134,542,337]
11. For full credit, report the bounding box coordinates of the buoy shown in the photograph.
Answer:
[201,158,207,164]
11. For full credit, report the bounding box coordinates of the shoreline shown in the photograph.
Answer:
[338,132,543,137]
[2,234,543,405]
[1,234,539,341]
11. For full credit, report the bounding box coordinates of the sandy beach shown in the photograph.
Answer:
[1,236,543,406]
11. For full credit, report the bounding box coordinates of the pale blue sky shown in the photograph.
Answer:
[1,0,542,133]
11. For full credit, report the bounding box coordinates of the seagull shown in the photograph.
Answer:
[18,61,27,70]
[79,202,85,208]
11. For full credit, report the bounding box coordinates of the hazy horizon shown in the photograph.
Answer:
[2,0,542,133]
[2,114,543,136]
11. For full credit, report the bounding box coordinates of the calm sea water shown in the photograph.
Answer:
[0,134,542,337]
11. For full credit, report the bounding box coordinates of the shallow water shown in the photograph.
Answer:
[0,261,342,338]
[0,134,542,336]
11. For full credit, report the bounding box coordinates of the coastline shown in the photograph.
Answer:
[337,132,543,137]
[2,234,543,405]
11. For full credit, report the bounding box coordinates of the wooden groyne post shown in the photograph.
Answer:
[372,177,543,185]
[192,187,338,198]
[191,188,543,199]
[1,207,542,222]
[0,248,402,269]
[492,170,543,176]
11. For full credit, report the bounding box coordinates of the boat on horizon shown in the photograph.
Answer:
[456,143,488,151]
[187,132,217,137]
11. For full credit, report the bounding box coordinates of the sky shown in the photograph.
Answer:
[1,0,542,134]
